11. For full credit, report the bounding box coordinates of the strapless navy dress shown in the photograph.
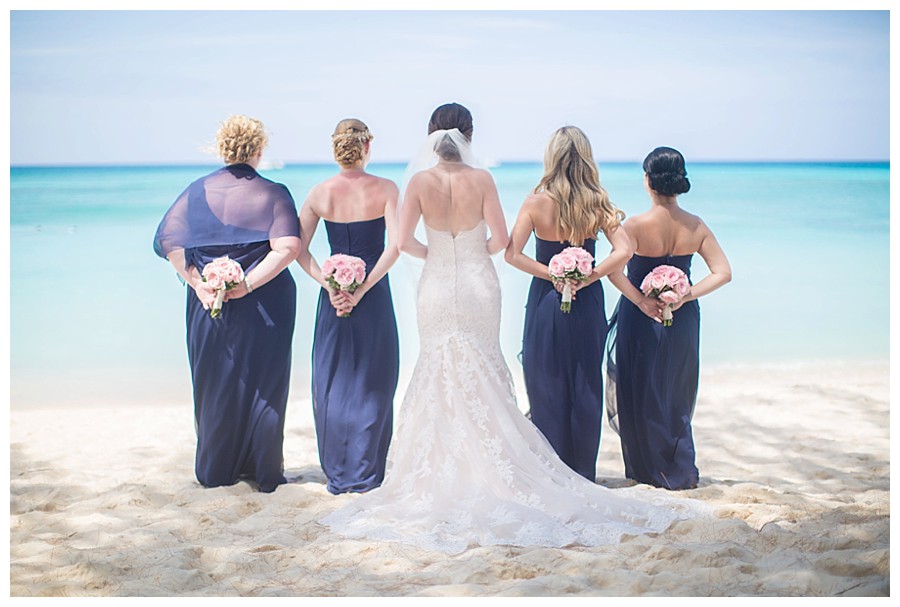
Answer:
[312,217,399,494]
[607,253,700,490]
[521,236,607,482]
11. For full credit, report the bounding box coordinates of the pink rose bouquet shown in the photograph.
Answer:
[548,246,594,313]
[201,256,245,319]
[321,254,367,318]
[640,265,691,326]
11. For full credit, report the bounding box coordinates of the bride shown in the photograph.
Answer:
[321,103,700,554]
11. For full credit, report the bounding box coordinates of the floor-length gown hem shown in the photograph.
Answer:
[322,226,707,553]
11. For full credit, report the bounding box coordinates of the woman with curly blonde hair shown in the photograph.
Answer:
[296,118,400,494]
[154,114,300,493]
[505,125,631,482]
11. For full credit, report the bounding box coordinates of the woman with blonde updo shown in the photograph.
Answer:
[505,126,632,482]
[296,118,400,495]
[154,115,301,492]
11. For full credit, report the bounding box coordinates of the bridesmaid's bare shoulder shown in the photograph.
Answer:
[302,179,334,215]
[369,173,399,197]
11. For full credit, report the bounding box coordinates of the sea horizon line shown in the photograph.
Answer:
[9,159,891,170]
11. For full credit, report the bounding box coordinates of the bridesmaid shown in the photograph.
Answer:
[607,146,731,490]
[505,126,631,482]
[153,115,301,493]
[296,118,400,495]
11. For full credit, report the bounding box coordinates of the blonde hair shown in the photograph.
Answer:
[534,126,625,245]
[215,115,268,165]
[332,118,373,168]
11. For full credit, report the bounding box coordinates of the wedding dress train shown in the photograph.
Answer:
[322,222,700,554]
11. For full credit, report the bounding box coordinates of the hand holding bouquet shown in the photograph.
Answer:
[640,265,691,326]
[548,246,594,313]
[321,254,367,318]
[201,256,245,319]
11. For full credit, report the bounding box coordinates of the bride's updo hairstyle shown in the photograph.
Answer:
[534,126,625,246]
[216,115,269,165]
[332,118,374,168]
[428,102,474,161]
[643,146,691,196]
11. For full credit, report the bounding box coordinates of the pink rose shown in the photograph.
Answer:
[557,252,577,273]
[576,259,592,276]
[354,263,366,284]
[226,266,243,284]
[548,257,565,278]
[203,268,224,290]
[659,290,680,304]
[649,272,667,291]
[207,257,243,285]
[664,267,682,286]
[567,247,593,264]
[334,266,357,288]
[321,258,335,276]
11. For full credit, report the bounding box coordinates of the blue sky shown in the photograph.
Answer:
[8,9,890,165]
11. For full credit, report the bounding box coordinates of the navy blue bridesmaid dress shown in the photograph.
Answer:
[185,243,297,493]
[607,254,700,490]
[312,217,400,494]
[521,236,607,482]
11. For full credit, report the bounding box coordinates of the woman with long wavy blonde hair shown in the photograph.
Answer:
[505,125,631,482]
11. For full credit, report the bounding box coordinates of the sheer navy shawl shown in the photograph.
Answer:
[153,164,299,268]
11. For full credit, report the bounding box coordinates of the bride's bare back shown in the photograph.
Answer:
[399,161,509,256]
[408,163,494,235]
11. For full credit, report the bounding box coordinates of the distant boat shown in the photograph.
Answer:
[258,159,285,170]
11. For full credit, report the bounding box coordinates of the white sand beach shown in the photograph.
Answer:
[9,361,889,597]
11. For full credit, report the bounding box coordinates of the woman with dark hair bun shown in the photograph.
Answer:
[643,146,692,196]
[607,146,731,490]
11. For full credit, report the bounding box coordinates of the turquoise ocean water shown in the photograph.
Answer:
[9,162,889,407]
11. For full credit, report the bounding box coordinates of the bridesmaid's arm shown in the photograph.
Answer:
[295,199,330,289]
[608,270,664,324]
[504,196,549,279]
[398,180,428,259]
[166,248,217,309]
[577,223,632,289]
[225,235,302,300]
[294,195,349,314]
[341,183,401,308]
[673,222,732,309]
[606,221,663,323]
[481,171,509,255]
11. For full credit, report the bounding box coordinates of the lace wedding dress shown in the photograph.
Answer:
[321,220,700,554]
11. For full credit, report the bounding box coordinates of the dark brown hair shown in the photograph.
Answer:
[643,146,691,196]
[427,102,474,140]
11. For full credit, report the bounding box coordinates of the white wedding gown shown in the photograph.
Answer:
[322,221,701,554]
